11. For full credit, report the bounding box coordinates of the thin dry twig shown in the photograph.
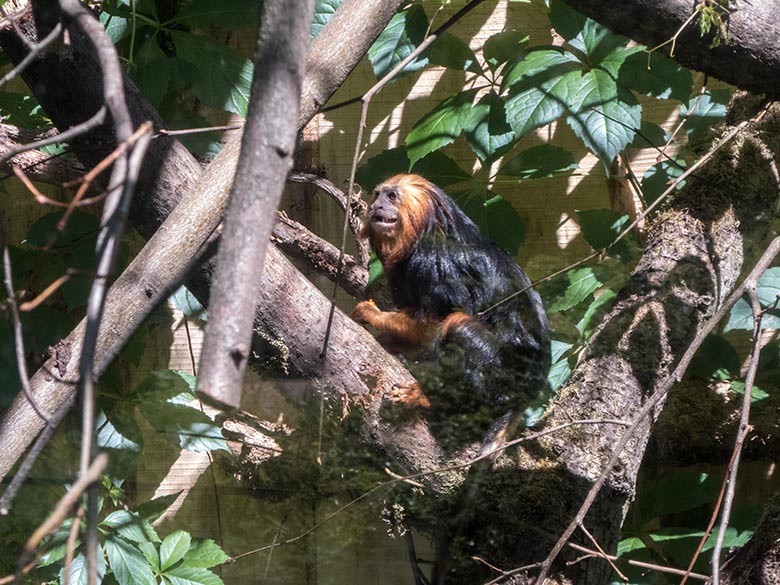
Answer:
[534,235,780,584]
[576,522,628,581]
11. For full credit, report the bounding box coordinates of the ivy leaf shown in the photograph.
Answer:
[97,411,141,451]
[131,38,172,109]
[724,269,780,331]
[172,0,261,30]
[629,120,669,149]
[184,539,230,568]
[641,158,686,208]
[140,401,228,452]
[730,381,770,403]
[450,190,524,255]
[497,144,576,179]
[681,89,731,144]
[311,0,343,38]
[355,148,471,191]
[547,340,573,391]
[407,89,479,166]
[548,0,630,64]
[161,531,192,572]
[503,49,582,139]
[427,32,482,74]
[170,286,207,320]
[567,68,641,168]
[464,91,515,162]
[138,541,161,573]
[412,151,472,187]
[25,211,100,249]
[689,335,739,380]
[577,208,636,261]
[106,537,155,585]
[368,5,429,79]
[577,288,617,338]
[483,30,529,72]
[164,566,224,585]
[619,50,693,101]
[757,267,780,308]
[103,510,161,544]
[61,551,106,585]
[548,267,602,313]
[636,469,721,520]
[170,31,252,116]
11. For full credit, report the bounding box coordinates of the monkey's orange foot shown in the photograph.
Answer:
[389,383,431,408]
[350,299,380,324]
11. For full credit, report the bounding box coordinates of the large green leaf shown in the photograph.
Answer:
[547,340,573,391]
[577,208,636,261]
[427,32,482,74]
[106,537,155,585]
[97,411,141,451]
[103,510,161,544]
[355,148,471,192]
[140,401,228,452]
[567,68,641,167]
[464,91,515,162]
[367,5,429,79]
[619,50,693,101]
[548,267,601,313]
[311,0,343,38]
[183,539,230,569]
[164,566,224,585]
[503,49,582,139]
[634,468,722,521]
[60,551,106,585]
[161,531,192,572]
[497,144,576,179]
[172,0,261,30]
[450,189,524,255]
[724,268,780,331]
[483,30,529,72]
[407,89,479,166]
[131,37,171,109]
[170,31,252,116]
[681,89,730,144]
[641,158,686,208]
[412,151,471,187]
[548,0,629,65]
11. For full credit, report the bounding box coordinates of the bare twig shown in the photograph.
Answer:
[534,236,780,584]
[576,522,628,581]
[710,284,765,583]
[566,542,709,581]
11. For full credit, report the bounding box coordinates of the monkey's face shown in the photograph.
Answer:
[367,184,403,237]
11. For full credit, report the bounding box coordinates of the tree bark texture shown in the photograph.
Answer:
[562,0,780,97]
[197,0,314,408]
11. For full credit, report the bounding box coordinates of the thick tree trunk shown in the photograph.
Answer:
[563,0,780,97]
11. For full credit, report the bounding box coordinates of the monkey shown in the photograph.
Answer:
[351,174,551,445]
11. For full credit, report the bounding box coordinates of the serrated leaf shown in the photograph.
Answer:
[503,49,582,139]
[629,120,669,149]
[483,30,529,72]
[577,288,617,338]
[597,44,644,78]
[138,541,161,573]
[567,69,641,167]
[757,267,780,308]
[183,539,230,569]
[450,190,524,255]
[549,0,630,63]
[172,0,261,30]
[548,267,601,313]
[106,537,155,585]
[619,50,693,101]
[690,335,739,380]
[638,469,722,520]
[617,536,646,555]
[547,340,572,391]
[134,370,192,401]
[368,5,429,80]
[464,91,515,162]
[97,411,141,451]
[100,11,131,45]
[170,31,252,116]
[140,401,228,452]
[355,148,471,192]
[577,208,635,261]
[497,144,576,179]
[103,510,161,544]
[131,38,172,109]
[164,566,224,585]
[730,381,769,403]
[24,211,100,249]
[641,158,686,208]
[407,89,479,166]
[311,0,344,38]
[411,151,471,187]
[427,32,481,74]
[161,531,191,571]
[681,89,730,144]
[60,552,105,585]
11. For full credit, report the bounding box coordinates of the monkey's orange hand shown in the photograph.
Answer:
[350,299,381,325]
[389,383,431,408]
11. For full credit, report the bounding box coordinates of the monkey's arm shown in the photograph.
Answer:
[351,300,437,349]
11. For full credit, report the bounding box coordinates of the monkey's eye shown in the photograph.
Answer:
[386,190,398,201]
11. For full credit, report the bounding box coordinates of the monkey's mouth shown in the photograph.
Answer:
[370,212,398,233]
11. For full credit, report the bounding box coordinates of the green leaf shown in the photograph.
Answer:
[641,158,686,208]
[681,89,730,144]
[407,89,479,166]
[450,190,524,255]
[138,541,161,573]
[567,68,641,167]
[757,267,780,308]
[411,151,471,187]
[311,0,343,38]
[134,370,192,401]
[548,267,601,313]
[164,566,224,585]
[730,381,769,403]
[131,37,172,109]
[97,411,141,451]
[629,120,669,149]
[170,31,252,116]
[103,510,161,544]
[24,211,100,249]
[577,208,635,261]
[549,0,630,64]
[106,537,155,585]
[0,91,49,129]
[140,401,228,452]
[183,539,230,569]
[60,551,105,585]
[577,288,617,338]
[170,286,207,320]
[464,91,515,162]
[617,536,646,556]
[427,33,482,74]
[497,144,577,179]
[368,5,429,80]
[547,340,572,391]
[100,10,131,45]
[355,148,471,192]
[724,269,780,331]
[161,531,191,571]
[137,493,183,524]
[172,0,261,30]
[483,30,529,72]
[618,50,693,101]
[503,49,582,139]
[689,335,739,380]
[637,469,722,520]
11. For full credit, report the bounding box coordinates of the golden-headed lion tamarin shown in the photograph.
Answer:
[352,174,550,441]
